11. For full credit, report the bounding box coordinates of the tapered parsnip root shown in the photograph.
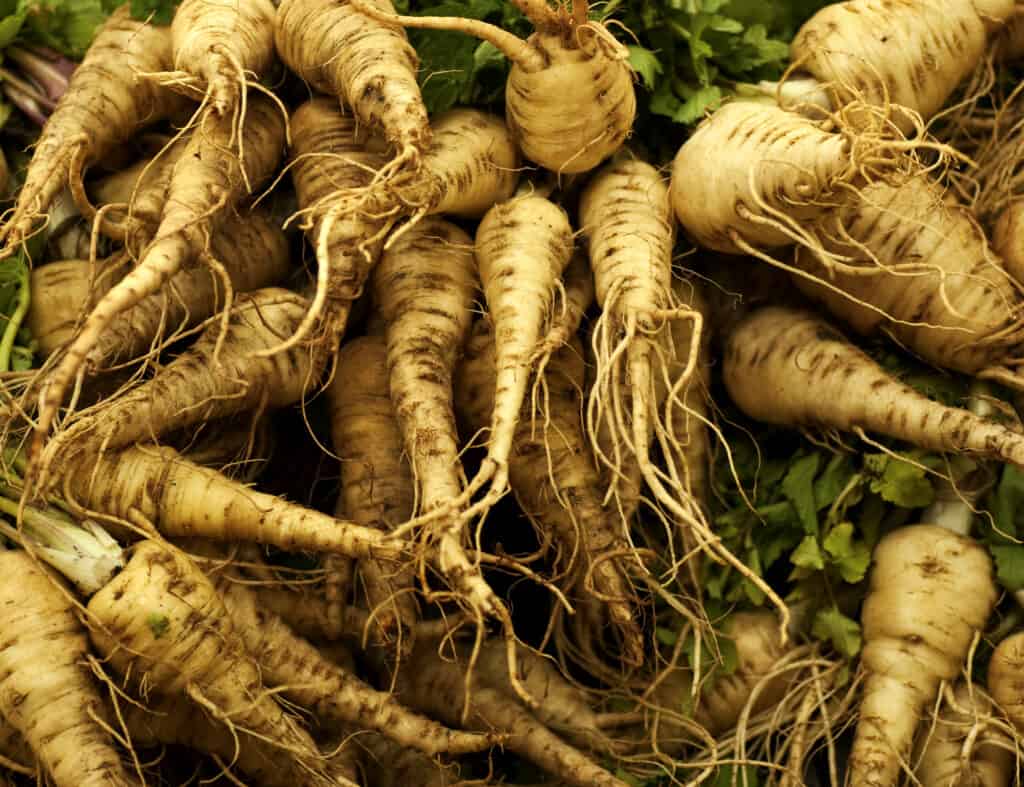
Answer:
[455,325,643,668]
[914,683,1015,787]
[349,0,635,173]
[669,99,902,255]
[790,0,1015,134]
[276,0,430,170]
[287,98,389,352]
[61,444,400,559]
[360,732,460,787]
[792,175,1024,380]
[88,541,342,786]
[158,0,277,117]
[28,210,289,365]
[0,550,139,787]
[850,525,998,787]
[723,305,1024,467]
[35,289,323,493]
[329,336,418,648]
[372,218,502,643]
[390,640,631,787]
[33,92,288,461]
[469,193,574,511]
[988,631,1024,731]
[209,568,495,755]
[0,6,187,251]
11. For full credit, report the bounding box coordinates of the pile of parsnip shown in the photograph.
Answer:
[7,0,1024,785]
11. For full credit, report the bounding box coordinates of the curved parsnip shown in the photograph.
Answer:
[850,525,998,787]
[34,94,287,461]
[988,631,1024,732]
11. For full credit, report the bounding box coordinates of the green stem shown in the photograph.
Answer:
[0,263,30,373]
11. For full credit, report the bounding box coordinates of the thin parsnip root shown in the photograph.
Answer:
[0,6,187,251]
[850,524,998,787]
[455,325,643,668]
[670,99,870,255]
[209,568,495,756]
[61,444,400,559]
[390,640,631,787]
[790,0,1014,133]
[88,541,341,787]
[275,0,430,168]
[0,550,139,787]
[351,0,635,173]
[329,336,419,648]
[164,0,277,116]
[35,288,321,490]
[288,97,389,349]
[914,683,1014,787]
[792,174,1024,380]
[33,91,287,459]
[988,631,1024,732]
[723,305,1024,467]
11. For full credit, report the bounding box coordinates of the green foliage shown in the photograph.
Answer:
[0,0,117,57]
[129,0,178,25]
[983,465,1024,592]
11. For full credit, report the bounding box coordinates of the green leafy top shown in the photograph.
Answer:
[0,0,122,58]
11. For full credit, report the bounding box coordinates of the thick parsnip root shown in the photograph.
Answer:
[62,444,400,559]
[33,93,287,460]
[670,100,872,255]
[0,6,187,251]
[455,325,643,668]
[790,0,1014,133]
[162,0,277,116]
[288,98,389,351]
[88,542,342,786]
[372,218,495,633]
[35,288,322,492]
[212,570,495,755]
[392,640,631,787]
[914,683,1014,787]
[329,336,419,648]
[28,210,290,365]
[792,175,1024,380]
[359,732,460,787]
[723,305,1024,467]
[276,0,430,169]
[850,525,998,787]
[988,631,1024,732]
[349,0,635,173]
[0,550,139,787]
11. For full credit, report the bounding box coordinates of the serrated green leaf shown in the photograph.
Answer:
[814,454,857,511]
[991,545,1024,592]
[864,453,934,508]
[823,522,872,583]
[791,534,825,570]
[782,453,820,534]
[812,606,862,658]
[628,45,662,90]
